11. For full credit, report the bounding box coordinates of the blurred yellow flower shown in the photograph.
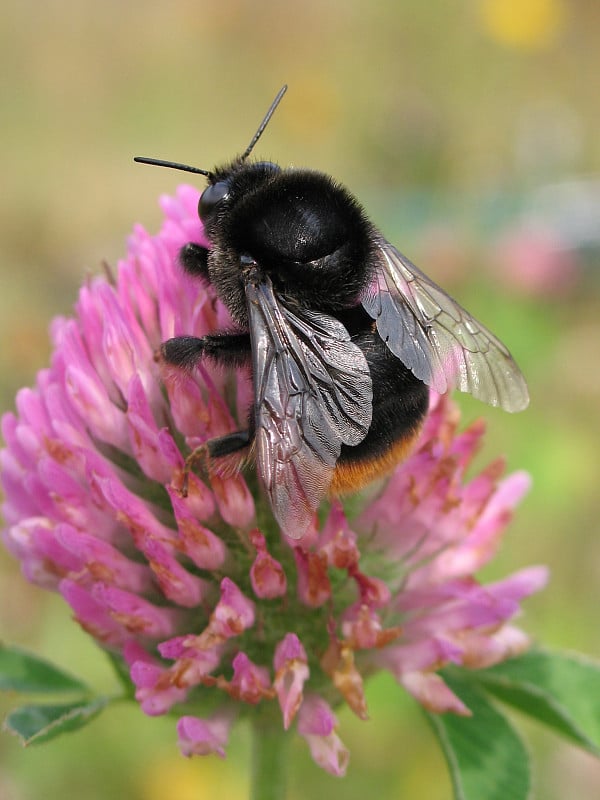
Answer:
[138,751,246,800]
[479,0,565,48]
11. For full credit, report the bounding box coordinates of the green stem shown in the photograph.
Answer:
[250,715,289,800]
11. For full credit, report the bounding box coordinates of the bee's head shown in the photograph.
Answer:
[198,160,281,227]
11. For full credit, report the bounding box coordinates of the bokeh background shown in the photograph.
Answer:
[1,1,600,798]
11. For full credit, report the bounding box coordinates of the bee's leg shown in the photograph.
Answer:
[207,429,253,458]
[160,332,252,371]
[182,429,254,495]
[180,242,210,280]
[158,329,254,493]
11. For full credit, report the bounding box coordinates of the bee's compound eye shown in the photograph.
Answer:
[198,181,230,221]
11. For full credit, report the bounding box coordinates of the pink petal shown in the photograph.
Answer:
[126,375,175,483]
[350,568,391,609]
[458,626,532,669]
[162,369,214,439]
[183,579,255,651]
[318,502,360,569]
[273,633,310,729]
[210,474,255,530]
[84,453,175,547]
[177,711,236,758]
[64,364,129,449]
[169,488,226,570]
[156,635,222,691]
[341,604,401,649]
[140,535,209,608]
[92,583,181,638]
[168,474,216,523]
[249,529,287,599]
[60,579,127,646]
[4,518,78,588]
[376,638,464,675]
[486,565,550,603]
[213,577,255,635]
[400,671,471,715]
[297,695,349,777]
[56,523,154,594]
[229,652,272,704]
[125,641,189,716]
[294,548,331,608]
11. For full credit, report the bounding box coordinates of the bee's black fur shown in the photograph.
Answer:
[199,164,377,326]
[336,307,428,465]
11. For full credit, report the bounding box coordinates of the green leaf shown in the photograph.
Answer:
[426,675,530,800]
[471,649,600,756]
[4,697,109,746]
[0,644,90,695]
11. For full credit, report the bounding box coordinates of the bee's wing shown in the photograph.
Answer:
[361,239,529,412]
[246,278,372,539]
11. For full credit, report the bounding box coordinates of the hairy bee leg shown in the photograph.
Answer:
[160,336,206,370]
[160,332,252,371]
[180,242,210,279]
[181,429,253,496]
[206,429,253,458]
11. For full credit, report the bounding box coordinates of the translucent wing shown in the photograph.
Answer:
[246,277,372,539]
[361,239,529,412]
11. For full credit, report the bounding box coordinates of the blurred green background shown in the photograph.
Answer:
[1,1,600,798]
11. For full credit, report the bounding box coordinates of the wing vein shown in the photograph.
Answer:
[247,277,373,539]
[361,239,529,412]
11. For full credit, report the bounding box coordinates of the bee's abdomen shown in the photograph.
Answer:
[330,424,424,495]
[329,325,430,495]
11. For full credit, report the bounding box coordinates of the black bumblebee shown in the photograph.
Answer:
[135,86,528,539]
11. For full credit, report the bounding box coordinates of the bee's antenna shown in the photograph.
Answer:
[134,85,287,175]
[240,85,287,162]
[133,156,213,180]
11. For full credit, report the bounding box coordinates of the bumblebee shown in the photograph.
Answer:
[135,86,528,539]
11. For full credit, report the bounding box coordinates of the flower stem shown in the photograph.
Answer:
[250,715,289,800]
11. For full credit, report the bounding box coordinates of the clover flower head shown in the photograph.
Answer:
[0,185,547,775]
